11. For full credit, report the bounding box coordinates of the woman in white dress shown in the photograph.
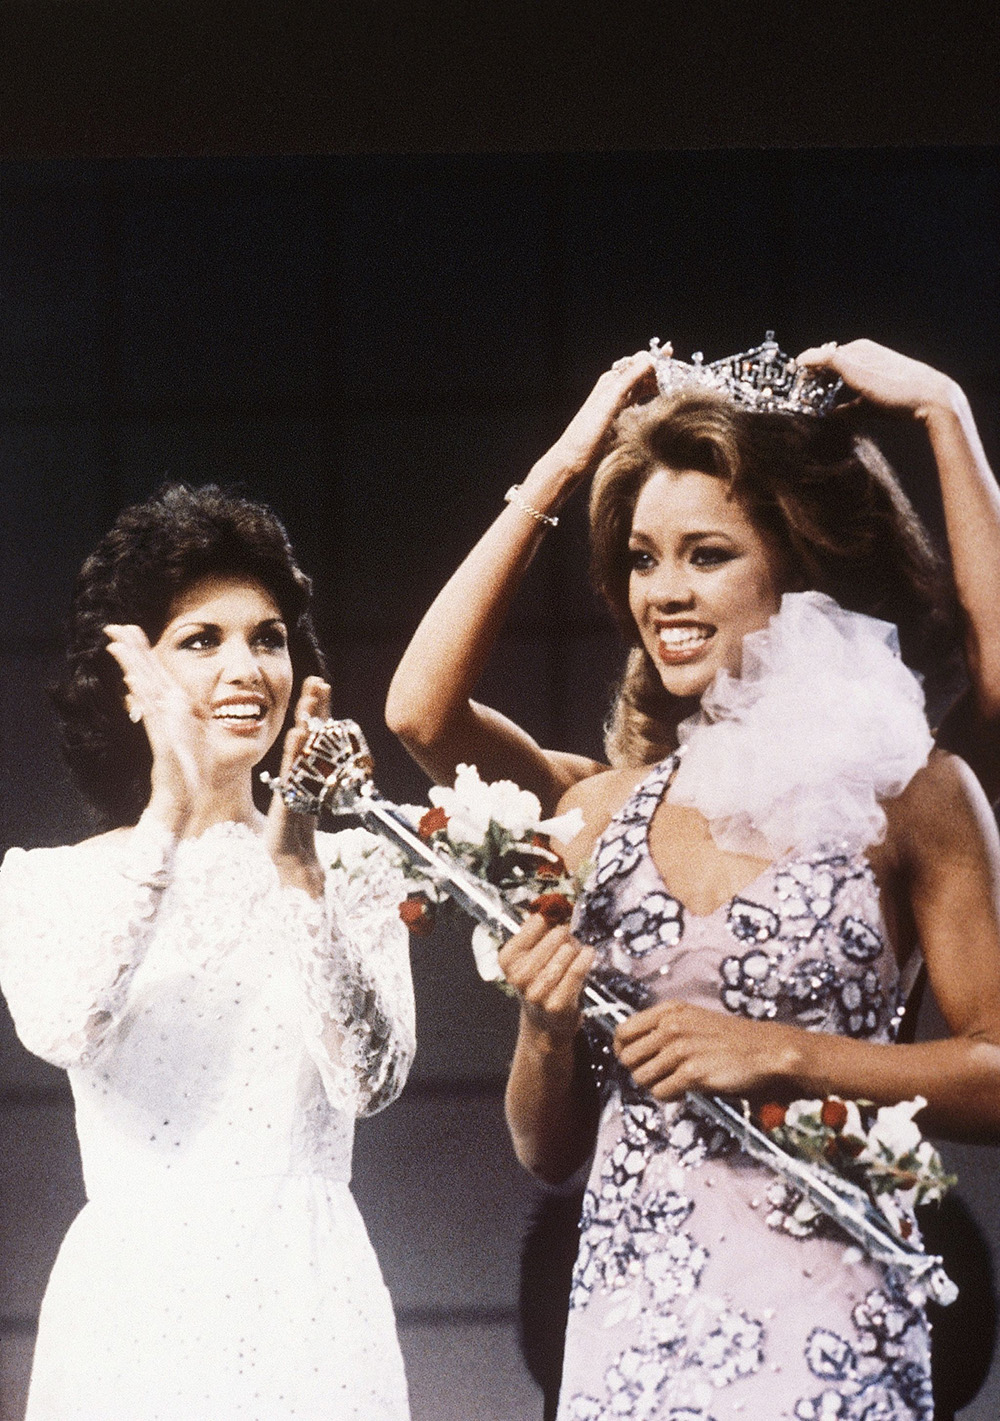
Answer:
[0,483,414,1421]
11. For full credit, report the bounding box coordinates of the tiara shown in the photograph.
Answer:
[649,332,843,416]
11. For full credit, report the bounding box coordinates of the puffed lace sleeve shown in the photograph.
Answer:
[283,828,415,1118]
[0,813,176,1070]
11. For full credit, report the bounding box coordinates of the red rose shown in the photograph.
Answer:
[399,895,436,936]
[821,1098,849,1131]
[758,1102,787,1131]
[528,892,574,926]
[418,806,448,839]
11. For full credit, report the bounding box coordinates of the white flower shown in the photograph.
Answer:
[784,1098,823,1130]
[914,1140,936,1168]
[537,806,585,845]
[428,767,489,846]
[487,775,545,839]
[471,923,506,983]
[841,1099,865,1140]
[429,763,544,846]
[326,826,384,875]
[863,1096,927,1160]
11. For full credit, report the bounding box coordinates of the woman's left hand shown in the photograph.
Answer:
[795,337,959,417]
[614,999,802,1101]
[264,676,331,896]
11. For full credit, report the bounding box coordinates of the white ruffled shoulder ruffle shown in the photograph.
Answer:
[667,590,934,857]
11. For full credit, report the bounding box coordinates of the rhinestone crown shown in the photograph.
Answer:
[650,332,842,416]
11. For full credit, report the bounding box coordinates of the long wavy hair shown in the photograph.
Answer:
[590,390,959,767]
[51,482,326,828]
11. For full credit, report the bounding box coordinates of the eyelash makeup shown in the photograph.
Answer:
[176,625,288,653]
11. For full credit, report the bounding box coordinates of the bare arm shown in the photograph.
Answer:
[385,353,656,813]
[500,768,643,1182]
[798,340,1000,717]
[922,392,1000,710]
[616,752,1000,1142]
[500,915,600,1184]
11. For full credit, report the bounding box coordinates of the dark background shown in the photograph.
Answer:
[3,2,999,156]
[2,148,998,850]
[1,5,999,1418]
[2,143,999,1421]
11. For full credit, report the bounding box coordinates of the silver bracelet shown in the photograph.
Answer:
[504,484,559,528]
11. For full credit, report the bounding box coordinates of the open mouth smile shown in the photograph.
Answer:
[656,623,715,663]
[211,698,269,726]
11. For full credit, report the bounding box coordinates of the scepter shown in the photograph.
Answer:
[264,716,957,1304]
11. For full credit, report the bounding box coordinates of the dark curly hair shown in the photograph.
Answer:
[590,391,960,767]
[51,482,326,827]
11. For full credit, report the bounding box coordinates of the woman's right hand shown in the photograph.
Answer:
[497,914,596,1042]
[525,349,658,495]
[104,623,207,831]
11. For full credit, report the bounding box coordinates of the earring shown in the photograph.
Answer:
[126,699,143,724]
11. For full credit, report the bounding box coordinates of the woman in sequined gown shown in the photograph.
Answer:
[387,340,1000,1420]
[0,484,414,1421]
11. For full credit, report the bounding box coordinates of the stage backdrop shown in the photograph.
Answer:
[1,151,998,1421]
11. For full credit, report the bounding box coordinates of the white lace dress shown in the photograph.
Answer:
[0,816,416,1421]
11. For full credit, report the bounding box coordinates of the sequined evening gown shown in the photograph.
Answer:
[0,817,415,1421]
[558,756,932,1421]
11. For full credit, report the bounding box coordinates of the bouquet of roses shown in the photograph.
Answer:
[396,763,585,984]
[755,1094,956,1241]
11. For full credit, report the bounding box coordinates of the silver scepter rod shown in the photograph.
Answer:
[265,716,956,1304]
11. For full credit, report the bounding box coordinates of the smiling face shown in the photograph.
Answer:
[627,467,788,700]
[151,572,294,769]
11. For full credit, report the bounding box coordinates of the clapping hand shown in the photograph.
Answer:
[264,676,332,895]
[104,623,208,831]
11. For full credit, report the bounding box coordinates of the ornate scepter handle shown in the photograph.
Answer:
[263,717,629,1019]
[262,718,524,938]
[265,717,956,1304]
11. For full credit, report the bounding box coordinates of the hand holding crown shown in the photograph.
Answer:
[795,337,961,418]
[525,348,657,501]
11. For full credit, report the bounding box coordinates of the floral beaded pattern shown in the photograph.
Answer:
[575,759,684,954]
[558,757,930,1421]
[794,1277,934,1420]
[576,755,901,1042]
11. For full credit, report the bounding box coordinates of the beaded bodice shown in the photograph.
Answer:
[575,755,904,1045]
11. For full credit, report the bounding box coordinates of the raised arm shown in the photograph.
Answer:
[385,353,655,813]
[0,621,217,1069]
[798,340,1000,720]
